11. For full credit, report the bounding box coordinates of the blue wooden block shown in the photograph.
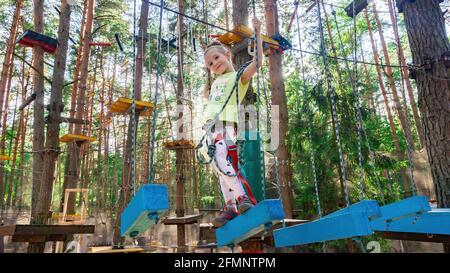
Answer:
[371,208,450,234]
[322,200,381,220]
[120,184,169,237]
[375,195,431,222]
[274,211,374,247]
[216,199,284,247]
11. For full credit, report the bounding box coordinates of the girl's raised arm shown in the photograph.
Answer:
[241,18,264,85]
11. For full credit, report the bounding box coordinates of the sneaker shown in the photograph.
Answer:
[212,207,238,228]
[237,195,254,214]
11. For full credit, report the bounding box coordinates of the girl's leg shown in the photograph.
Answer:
[214,125,254,213]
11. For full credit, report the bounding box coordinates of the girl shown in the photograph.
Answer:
[203,18,264,227]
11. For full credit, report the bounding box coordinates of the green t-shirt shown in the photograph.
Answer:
[205,71,250,124]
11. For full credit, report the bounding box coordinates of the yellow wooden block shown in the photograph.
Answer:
[217,24,279,49]
[109,97,155,117]
[60,134,97,143]
[0,155,12,161]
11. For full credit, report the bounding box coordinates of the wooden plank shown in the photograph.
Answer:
[371,209,450,234]
[0,224,94,236]
[379,231,450,243]
[375,195,431,222]
[12,234,67,243]
[322,200,381,220]
[0,225,17,236]
[161,214,203,225]
[273,211,374,247]
[89,246,145,253]
[216,199,285,247]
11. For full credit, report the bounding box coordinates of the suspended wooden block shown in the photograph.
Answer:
[59,134,96,143]
[120,184,169,237]
[0,155,12,161]
[16,29,57,54]
[216,24,286,56]
[110,97,155,117]
[163,139,195,150]
[344,0,369,18]
[215,199,284,247]
[217,25,279,48]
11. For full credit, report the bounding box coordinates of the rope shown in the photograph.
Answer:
[142,0,410,69]
[295,2,325,253]
[251,0,266,199]
[316,0,350,207]
[131,0,137,195]
[148,0,165,184]
[330,9,375,203]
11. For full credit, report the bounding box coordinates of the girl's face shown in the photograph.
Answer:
[204,47,233,75]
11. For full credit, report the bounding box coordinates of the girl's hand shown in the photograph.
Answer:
[252,18,262,33]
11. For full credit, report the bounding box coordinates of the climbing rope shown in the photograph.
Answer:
[251,0,266,199]
[330,9,385,204]
[131,0,137,195]
[316,0,350,207]
[295,2,326,253]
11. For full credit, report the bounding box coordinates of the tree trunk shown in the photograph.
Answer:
[27,0,47,253]
[264,0,294,218]
[0,0,22,128]
[364,9,410,194]
[175,0,186,253]
[68,0,87,134]
[61,0,94,218]
[36,0,72,254]
[372,3,415,149]
[387,0,425,149]
[0,1,22,226]
[401,1,450,252]
[113,0,149,247]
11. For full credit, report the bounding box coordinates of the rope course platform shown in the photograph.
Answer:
[59,134,96,143]
[0,155,12,161]
[16,29,57,54]
[0,224,95,243]
[163,139,195,150]
[109,97,155,117]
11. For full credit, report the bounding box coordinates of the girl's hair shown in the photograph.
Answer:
[203,41,232,99]
[203,41,229,58]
